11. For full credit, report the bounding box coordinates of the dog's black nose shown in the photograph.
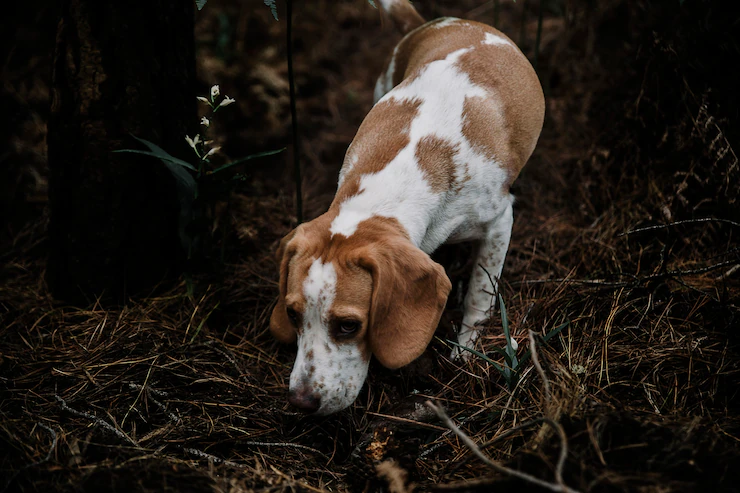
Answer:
[288,387,321,413]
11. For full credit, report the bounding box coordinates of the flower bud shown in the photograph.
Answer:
[204,146,221,159]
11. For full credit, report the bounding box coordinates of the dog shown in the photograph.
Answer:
[270,0,545,415]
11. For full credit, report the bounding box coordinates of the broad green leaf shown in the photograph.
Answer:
[171,167,197,253]
[211,148,285,174]
[116,135,198,171]
[196,0,207,10]
[264,0,278,20]
[114,149,198,172]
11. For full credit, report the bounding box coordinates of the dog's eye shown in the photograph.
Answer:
[286,308,300,327]
[337,320,361,337]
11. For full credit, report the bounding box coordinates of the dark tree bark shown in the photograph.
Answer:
[47,0,196,304]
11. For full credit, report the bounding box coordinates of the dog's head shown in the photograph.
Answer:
[270,217,451,415]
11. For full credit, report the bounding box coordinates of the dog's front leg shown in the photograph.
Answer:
[453,201,514,359]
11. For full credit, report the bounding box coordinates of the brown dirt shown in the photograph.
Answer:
[1,1,739,492]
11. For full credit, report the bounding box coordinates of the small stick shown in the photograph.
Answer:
[426,401,580,493]
[529,329,551,400]
[182,447,247,468]
[56,395,138,447]
[619,217,740,237]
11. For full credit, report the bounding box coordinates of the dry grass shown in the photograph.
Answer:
[1,0,739,492]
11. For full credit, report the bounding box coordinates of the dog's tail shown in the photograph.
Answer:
[377,0,425,35]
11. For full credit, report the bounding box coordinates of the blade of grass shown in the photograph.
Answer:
[210,148,285,174]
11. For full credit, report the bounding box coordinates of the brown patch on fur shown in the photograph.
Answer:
[457,30,545,188]
[271,214,449,369]
[414,135,459,193]
[335,98,421,202]
[378,19,545,190]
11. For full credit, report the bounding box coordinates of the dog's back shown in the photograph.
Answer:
[373,3,545,191]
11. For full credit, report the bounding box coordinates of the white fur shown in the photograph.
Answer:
[373,44,399,104]
[287,16,535,415]
[335,18,519,358]
[483,31,515,48]
[332,45,510,257]
[431,17,459,29]
[289,259,370,415]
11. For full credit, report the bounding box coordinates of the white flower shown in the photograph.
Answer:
[185,134,201,149]
[220,96,235,107]
[200,116,210,128]
[510,338,518,351]
[203,146,221,159]
[197,96,209,104]
[210,85,220,100]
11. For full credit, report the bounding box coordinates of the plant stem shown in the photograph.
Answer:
[534,0,544,73]
[286,0,303,224]
[519,0,529,47]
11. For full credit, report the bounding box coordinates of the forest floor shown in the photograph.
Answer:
[1,1,739,492]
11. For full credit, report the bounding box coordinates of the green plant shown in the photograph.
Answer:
[115,85,284,258]
[448,293,569,390]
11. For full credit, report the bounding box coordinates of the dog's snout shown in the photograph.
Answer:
[288,386,321,413]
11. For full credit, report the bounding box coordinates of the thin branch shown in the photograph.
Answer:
[529,329,551,401]
[237,441,325,456]
[56,395,138,447]
[286,0,303,223]
[426,401,580,493]
[534,0,544,73]
[619,217,740,236]
[182,447,248,468]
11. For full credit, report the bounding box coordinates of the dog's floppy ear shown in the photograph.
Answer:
[270,228,300,343]
[359,239,451,369]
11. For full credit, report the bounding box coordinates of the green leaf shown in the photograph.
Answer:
[264,0,278,20]
[367,0,377,7]
[211,148,285,174]
[498,293,518,368]
[489,346,513,367]
[543,320,569,343]
[115,135,198,171]
[189,302,220,344]
[162,160,198,252]
[114,149,198,172]
[445,339,505,374]
[196,0,207,10]
[518,350,531,367]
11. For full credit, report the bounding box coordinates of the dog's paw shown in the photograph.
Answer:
[450,328,480,361]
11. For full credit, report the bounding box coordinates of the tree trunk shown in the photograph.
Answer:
[47,0,196,304]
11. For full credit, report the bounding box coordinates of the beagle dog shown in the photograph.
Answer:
[271,0,545,415]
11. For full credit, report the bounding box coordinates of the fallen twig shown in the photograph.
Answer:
[619,217,740,237]
[56,395,138,447]
[182,446,248,468]
[426,401,580,493]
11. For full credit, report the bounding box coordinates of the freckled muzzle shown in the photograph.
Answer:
[288,333,371,416]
